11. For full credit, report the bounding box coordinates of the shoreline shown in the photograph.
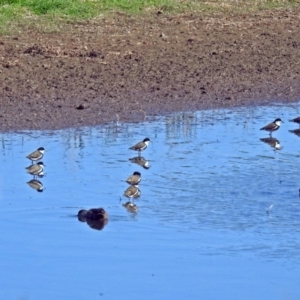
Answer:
[0,8,300,131]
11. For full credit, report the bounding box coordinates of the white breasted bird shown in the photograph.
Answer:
[129,138,151,155]
[26,161,45,176]
[260,118,283,136]
[123,185,141,201]
[126,171,142,185]
[26,147,45,163]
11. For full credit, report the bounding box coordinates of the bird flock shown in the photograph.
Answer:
[25,138,151,230]
[24,115,300,229]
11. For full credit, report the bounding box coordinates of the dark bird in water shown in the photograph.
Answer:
[129,138,151,155]
[26,147,45,163]
[260,118,283,136]
[77,208,108,230]
[126,171,142,185]
[77,208,108,221]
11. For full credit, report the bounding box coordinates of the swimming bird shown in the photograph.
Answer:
[26,147,45,163]
[26,161,45,177]
[126,171,142,185]
[289,116,300,127]
[77,208,108,221]
[123,185,141,201]
[27,179,44,192]
[129,138,151,155]
[260,118,283,136]
[77,208,108,230]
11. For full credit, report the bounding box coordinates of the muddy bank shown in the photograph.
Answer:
[0,8,300,131]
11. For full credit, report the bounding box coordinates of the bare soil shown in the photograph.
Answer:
[0,8,300,131]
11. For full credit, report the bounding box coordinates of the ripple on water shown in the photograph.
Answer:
[1,103,300,299]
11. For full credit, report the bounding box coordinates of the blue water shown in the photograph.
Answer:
[1,103,300,299]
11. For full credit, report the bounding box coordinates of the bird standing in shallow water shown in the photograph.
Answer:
[26,147,45,163]
[260,118,283,136]
[129,138,151,156]
[26,161,45,177]
[123,185,141,201]
[126,171,142,185]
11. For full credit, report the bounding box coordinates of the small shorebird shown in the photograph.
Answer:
[26,161,45,177]
[26,147,45,163]
[123,201,138,213]
[260,137,281,150]
[129,156,150,169]
[260,118,283,136]
[129,138,151,155]
[77,208,108,221]
[27,179,44,192]
[126,171,142,185]
[123,185,141,201]
[289,116,300,127]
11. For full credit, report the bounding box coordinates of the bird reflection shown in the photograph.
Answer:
[129,156,150,169]
[260,137,281,150]
[77,208,108,231]
[27,179,44,192]
[289,128,300,137]
[123,201,138,213]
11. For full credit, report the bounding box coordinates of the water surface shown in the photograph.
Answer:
[1,103,300,299]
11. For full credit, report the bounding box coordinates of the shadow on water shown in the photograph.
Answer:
[1,103,300,299]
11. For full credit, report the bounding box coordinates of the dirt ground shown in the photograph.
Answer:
[0,8,300,131]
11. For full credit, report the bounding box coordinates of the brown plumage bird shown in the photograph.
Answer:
[126,171,142,185]
[26,147,45,163]
[260,118,283,136]
[129,138,150,155]
[26,162,45,176]
[123,185,141,201]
